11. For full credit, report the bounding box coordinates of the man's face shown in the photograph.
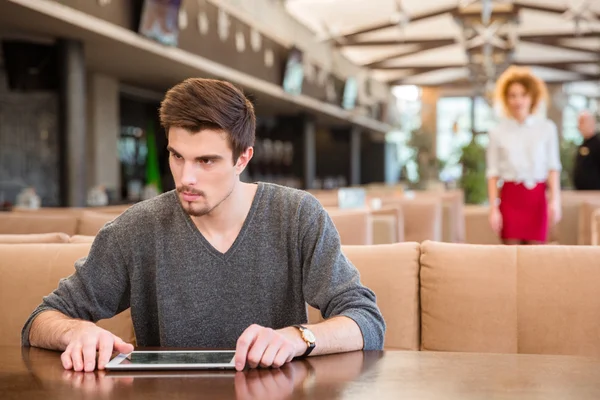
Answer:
[167,127,252,217]
[578,112,596,139]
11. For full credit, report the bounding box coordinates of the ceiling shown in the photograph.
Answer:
[0,0,392,134]
[285,0,600,90]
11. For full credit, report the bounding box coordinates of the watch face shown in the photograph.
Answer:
[302,328,316,343]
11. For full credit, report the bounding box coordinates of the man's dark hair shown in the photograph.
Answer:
[159,78,256,162]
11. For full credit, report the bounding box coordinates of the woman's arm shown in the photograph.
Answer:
[547,170,561,205]
[486,131,503,233]
[486,130,500,206]
[547,122,562,222]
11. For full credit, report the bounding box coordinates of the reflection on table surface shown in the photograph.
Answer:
[3,346,381,400]
[3,346,600,399]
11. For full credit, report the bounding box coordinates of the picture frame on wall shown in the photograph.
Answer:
[138,0,183,47]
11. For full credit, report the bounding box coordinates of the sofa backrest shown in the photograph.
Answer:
[306,242,421,351]
[326,208,373,245]
[0,233,70,244]
[413,191,465,243]
[4,239,600,357]
[463,205,502,245]
[593,209,600,246]
[371,206,404,244]
[68,235,96,243]
[371,214,398,244]
[383,198,442,242]
[77,211,117,236]
[420,240,600,357]
[556,191,600,245]
[579,200,600,245]
[0,213,79,236]
[342,243,420,350]
[0,243,134,346]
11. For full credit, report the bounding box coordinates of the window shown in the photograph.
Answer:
[386,85,422,183]
[474,96,497,134]
[436,97,473,181]
[563,94,588,145]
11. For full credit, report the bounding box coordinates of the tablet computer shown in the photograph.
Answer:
[105,350,236,370]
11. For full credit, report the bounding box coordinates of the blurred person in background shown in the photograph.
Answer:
[486,66,562,245]
[572,110,600,191]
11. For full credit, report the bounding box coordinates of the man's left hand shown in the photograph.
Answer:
[235,324,306,371]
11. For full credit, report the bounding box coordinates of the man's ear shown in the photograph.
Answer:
[235,147,254,175]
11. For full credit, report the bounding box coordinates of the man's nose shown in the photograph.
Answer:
[181,162,198,186]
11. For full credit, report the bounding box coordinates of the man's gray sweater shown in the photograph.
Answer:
[22,183,385,350]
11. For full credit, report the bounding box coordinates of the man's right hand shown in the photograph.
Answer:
[60,321,134,372]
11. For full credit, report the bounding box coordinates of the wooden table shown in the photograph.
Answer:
[2,346,600,399]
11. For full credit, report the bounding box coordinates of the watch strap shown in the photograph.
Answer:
[294,325,315,357]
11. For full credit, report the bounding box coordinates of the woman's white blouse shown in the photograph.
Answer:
[485,116,562,188]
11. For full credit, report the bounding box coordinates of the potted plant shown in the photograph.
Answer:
[459,136,487,204]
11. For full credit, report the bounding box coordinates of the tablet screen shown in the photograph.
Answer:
[121,352,235,365]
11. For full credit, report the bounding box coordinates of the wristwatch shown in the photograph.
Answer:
[293,325,316,357]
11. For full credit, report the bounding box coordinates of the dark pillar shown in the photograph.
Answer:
[350,126,361,186]
[58,39,87,207]
[303,117,316,190]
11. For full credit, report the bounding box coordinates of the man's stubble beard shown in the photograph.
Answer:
[180,184,236,217]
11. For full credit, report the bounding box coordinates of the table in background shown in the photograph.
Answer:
[2,346,600,399]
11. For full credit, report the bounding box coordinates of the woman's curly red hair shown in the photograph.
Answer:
[495,66,548,117]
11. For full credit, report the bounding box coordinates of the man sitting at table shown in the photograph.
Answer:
[22,78,385,372]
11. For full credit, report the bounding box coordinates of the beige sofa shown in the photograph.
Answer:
[420,241,600,357]
[5,240,600,358]
[0,233,71,244]
[0,243,134,347]
[315,241,600,356]
[0,210,118,237]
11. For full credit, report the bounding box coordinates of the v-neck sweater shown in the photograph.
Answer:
[22,183,385,350]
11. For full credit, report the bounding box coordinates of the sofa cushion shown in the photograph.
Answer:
[518,245,600,357]
[77,211,117,236]
[342,243,421,350]
[420,241,518,353]
[0,233,70,244]
[0,213,78,236]
[0,243,134,346]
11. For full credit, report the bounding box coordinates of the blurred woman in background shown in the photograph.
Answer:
[486,66,562,245]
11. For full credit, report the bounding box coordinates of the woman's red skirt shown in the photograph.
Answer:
[499,181,548,242]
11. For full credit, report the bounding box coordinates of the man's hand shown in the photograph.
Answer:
[235,324,306,371]
[60,321,134,372]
